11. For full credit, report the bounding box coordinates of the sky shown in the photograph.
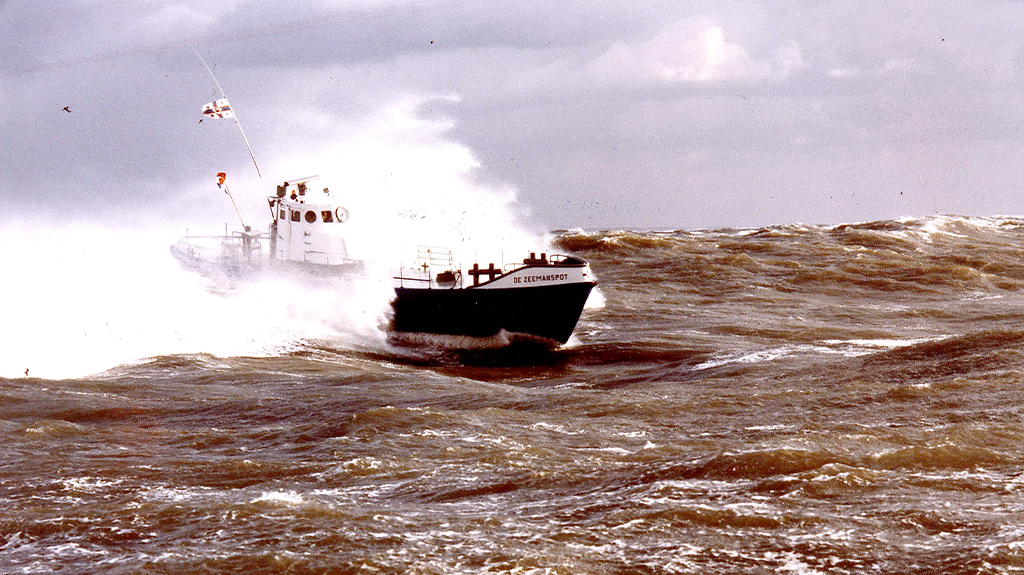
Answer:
[2,0,1023,231]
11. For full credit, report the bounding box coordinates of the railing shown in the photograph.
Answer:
[416,246,455,271]
[394,246,459,288]
[177,232,263,263]
[300,250,359,266]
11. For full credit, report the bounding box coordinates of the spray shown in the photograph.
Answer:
[2,97,556,378]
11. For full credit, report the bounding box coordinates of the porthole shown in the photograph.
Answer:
[335,206,350,223]
[304,211,317,223]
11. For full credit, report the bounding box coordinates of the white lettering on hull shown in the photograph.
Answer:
[513,273,569,284]
[478,266,591,289]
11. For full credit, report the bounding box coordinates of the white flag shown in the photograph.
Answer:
[202,98,233,119]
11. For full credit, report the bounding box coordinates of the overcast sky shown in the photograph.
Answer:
[2,0,1023,231]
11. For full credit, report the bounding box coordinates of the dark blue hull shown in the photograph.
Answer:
[391,282,595,344]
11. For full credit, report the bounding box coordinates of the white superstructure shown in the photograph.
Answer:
[268,176,353,267]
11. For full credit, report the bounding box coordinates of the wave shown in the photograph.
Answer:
[641,443,1011,489]
[859,329,1024,382]
[553,215,1024,296]
[554,215,1024,257]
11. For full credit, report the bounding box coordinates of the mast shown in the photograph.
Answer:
[217,172,247,229]
[193,48,269,198]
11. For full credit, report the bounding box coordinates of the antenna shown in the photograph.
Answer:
[193,48,269,197]
[218,173,247,229]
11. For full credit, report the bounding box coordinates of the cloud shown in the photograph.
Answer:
[3,0,1024,232]
[590,18,803,86]
[123,4,218,44]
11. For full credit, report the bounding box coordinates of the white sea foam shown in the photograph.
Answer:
[142,486,215,503]
[60,477,123,492]
[585,286,606,309]
[531,422,585,435]
[822,336,945,350]
[49,542,108,558]
[694,347,798,370]
[777,551,829,575]
[694,335,951,371]
[0,222,394,379]
[387,329,522,350]
[252,490,304,505]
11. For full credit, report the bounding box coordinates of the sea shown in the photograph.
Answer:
[4,214,1024,574]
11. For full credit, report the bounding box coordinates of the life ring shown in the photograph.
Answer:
[335,206,350,223]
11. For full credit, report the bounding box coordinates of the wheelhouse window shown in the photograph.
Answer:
[321,210,334,223]
[291,210,300,222]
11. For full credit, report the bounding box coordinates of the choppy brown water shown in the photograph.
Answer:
[5,215,1024,573]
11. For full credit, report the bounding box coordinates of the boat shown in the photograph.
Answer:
[170,174,363,279]
[391,248,596,345]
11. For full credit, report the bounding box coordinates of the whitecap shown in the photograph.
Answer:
[251,490,304,505]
